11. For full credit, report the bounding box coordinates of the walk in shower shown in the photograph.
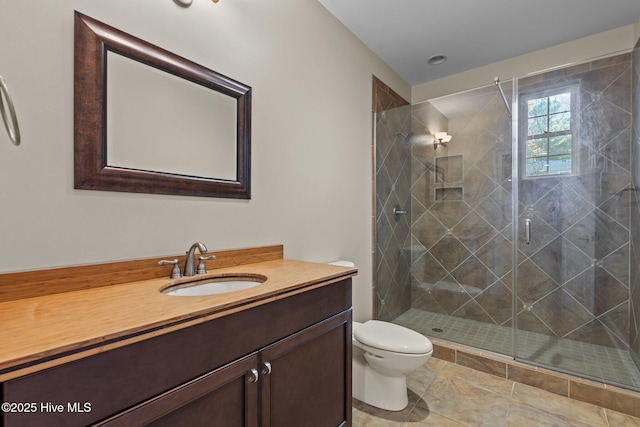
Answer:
[374,50,640,391]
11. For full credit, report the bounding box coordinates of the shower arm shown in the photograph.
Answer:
[494,77,512,118]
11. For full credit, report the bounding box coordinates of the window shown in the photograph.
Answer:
[521,84,578,178]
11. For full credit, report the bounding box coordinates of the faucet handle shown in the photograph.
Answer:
[197,255,217,275]
[158,259,182,279]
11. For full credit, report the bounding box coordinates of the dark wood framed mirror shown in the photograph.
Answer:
[74,12,251,199]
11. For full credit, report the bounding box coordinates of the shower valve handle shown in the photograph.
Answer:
[393,205,408,221]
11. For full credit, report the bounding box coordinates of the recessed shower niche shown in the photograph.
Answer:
[434,187,463,201]
[434,155,463,201]
[435,155,463,183]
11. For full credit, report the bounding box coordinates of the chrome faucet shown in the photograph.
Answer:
[184,242,207,276]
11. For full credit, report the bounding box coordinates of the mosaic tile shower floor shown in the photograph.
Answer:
[393,309,640,390]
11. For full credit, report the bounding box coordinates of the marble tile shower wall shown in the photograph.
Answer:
[410,54,634,350]
[631,40,640,367]
[375,104,413,321]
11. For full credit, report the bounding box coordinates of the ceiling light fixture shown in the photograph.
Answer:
[174,0,219,7]
[427,55,447,65]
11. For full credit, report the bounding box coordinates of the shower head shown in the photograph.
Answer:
[395,132,413,144]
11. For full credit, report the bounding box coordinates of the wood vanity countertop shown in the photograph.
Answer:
[0,259,356,381]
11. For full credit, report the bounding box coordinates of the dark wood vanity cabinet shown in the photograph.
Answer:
[102,353,261,427]
[2,279,352,427]
[260,312,350,427]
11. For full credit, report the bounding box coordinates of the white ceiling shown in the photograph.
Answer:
[318,0,640,86]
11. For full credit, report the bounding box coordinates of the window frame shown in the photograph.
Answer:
[519,82,580,179]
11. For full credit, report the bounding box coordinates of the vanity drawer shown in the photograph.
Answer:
[2,279,351,427]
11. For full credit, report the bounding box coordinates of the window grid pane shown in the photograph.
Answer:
[528,116,548,135]
[528,98,548,118]
[549,93,571,114]
[526,138,548,156]
[549,135,571,155]
[549,111,570,132]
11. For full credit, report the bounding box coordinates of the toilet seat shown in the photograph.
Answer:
[354,320,432,354]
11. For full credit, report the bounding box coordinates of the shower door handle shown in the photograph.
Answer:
[525,218,531,245]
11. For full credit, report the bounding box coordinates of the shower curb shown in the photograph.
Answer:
[430,337,640,419]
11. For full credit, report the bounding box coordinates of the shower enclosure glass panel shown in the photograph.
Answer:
[384,51,640,390]
[514,56,640,388]
[395,83,515,355]
[375,104,413,321]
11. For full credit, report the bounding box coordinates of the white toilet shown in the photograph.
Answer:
[327,261,433,411]
[352,320,433,411]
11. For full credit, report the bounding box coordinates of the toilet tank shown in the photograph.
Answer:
[352,321,363,334]
[328,260,356,268]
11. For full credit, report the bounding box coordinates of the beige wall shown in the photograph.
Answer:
[0,0,410,321]
[412,24,638,103]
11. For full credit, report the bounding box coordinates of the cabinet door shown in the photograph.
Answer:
[95,353,259,427]
[260,310,352,427]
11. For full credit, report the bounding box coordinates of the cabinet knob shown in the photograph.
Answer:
[248,368,259,383]
[262,361,272,375]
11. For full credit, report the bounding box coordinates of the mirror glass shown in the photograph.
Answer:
[106,52,237,180]
[74,12,251,199]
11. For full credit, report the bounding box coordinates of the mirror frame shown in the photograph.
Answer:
[74,12,251,199]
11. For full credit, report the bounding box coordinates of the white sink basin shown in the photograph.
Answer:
[161,274,266,296]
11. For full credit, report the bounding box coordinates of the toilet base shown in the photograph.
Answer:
[352,354,409,411]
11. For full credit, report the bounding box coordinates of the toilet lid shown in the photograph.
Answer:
[354,320,432,354]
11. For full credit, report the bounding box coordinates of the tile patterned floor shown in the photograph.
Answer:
[392,309,640,390]
[352,358,640,426]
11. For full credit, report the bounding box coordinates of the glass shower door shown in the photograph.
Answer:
[513,58,639,388]
[401,83,515,355]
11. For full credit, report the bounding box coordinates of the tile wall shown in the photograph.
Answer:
[372,77,411,320]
